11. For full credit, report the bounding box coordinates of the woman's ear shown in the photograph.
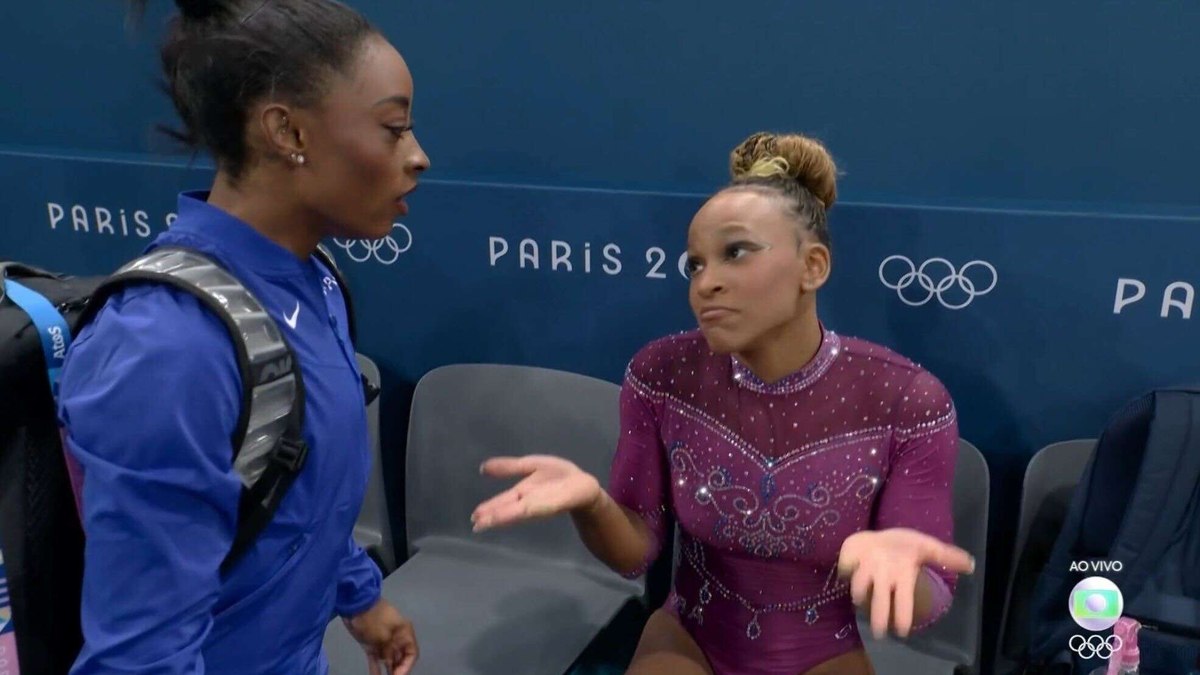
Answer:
[256,102,307,162]
[801,242,831,292]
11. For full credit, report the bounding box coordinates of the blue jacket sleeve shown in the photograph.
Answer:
[335,536,383,617]
[59,285,243,675]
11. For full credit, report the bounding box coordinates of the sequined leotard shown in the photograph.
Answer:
[609,328,958,674]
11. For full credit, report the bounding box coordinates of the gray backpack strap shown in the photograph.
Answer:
[79,247,307,572]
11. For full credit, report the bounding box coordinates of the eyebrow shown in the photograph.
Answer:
[373,94,411,109]
[717,224,754,236]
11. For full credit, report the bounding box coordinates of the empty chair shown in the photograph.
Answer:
[993,439,1095,674]
[860,438,991,674]
[350,354,396,574]
[325,364,644,675]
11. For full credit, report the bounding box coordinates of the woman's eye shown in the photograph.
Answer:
[725,243,752,260]
[386,124,414,139]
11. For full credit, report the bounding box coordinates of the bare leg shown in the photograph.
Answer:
[803,648,875,675]
[625,609,715,675]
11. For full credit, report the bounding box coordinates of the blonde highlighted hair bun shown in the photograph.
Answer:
[730,131,838,210]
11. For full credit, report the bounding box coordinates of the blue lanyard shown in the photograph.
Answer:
[3,279,72,399]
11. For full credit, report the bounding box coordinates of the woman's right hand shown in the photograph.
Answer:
[472,455,605,531]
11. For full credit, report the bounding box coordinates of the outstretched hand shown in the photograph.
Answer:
[837,528,974,638]
[471,455,603,531]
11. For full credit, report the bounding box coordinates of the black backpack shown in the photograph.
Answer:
[0,262,99,675]
[1018,387,1200,674]
[0,245,368,674]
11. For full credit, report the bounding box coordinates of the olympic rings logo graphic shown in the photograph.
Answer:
[878,256,997,310]
[332,223,413,265]
[1069,634,1122,660]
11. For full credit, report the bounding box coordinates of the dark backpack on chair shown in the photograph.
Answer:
[1020,387,1200,675]
[0,245,370,674]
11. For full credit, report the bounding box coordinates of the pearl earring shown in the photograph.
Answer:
[290,152,306,166]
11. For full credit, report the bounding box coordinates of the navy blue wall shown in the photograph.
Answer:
[2,2,1198,206]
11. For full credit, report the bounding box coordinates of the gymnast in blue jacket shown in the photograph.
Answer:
[57,1,429,672]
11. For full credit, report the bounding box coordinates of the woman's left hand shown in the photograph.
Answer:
[837,528,974,639]
[344,599,418,675]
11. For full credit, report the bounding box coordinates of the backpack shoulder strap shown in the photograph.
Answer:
[78,247,307,572]
[1111,387,1200,560]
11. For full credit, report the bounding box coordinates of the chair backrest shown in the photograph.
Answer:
[897,438,991,668]
[405,364,626,575]
[1013,440,1095,564]
[994,439,1095,670]
[351,354,396,573]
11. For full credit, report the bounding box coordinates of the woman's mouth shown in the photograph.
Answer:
[395,185,418,216]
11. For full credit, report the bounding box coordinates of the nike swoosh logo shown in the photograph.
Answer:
[283,301,300,330]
